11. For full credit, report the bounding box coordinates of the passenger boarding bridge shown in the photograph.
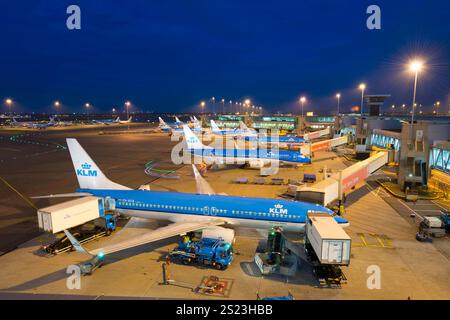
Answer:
[429,141,450,174]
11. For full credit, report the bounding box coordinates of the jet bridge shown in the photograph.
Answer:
[300,135,349,157]
[295,151,388,206]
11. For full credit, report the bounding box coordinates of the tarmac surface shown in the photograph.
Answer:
[0,124,449,299]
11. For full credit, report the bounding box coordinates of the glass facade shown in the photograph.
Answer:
[306,116,335,123]
[252,116,296,130]
[429,146,450,174]
[370,133,400,150]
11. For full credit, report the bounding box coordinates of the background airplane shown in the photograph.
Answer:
[183,125,311,169]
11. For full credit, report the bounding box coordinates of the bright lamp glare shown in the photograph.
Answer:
[409,60,423,72]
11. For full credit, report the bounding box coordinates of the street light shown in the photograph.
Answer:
[200,101,206,114]
[54,101,60,115]
[359,83,366,116]
[5,98,13,116]
[435,101,440,115]
[85,103,90,120]
[221,98,225,114]
[408,60,423,126]
[299,96,306,117]
[336,93,341,116]
[125,101,131,128]
[211,97,215,113]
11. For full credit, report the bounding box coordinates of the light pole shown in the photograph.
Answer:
[435,101,440,115]
[200,101,206,114]
[211,97,215,114]
[85,103,90,121]
[221,99,225,114]
[5,98,13,117]
[359,83,366,116]
[125,101,131,129]
[336,93,341,116]
[244,99,251,115]
[300,96,306,117]
[409,60,423,126]
[229,100,232,114]
[54,101,60,115]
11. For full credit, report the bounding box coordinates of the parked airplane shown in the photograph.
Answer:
[12,117,56,129]
[183,125,311,168]
[119,116,133,124]
[36,138,347,263]
[237,121,305,147]
[159,117,202,134]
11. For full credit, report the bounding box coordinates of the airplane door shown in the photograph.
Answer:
[203,206,210,215]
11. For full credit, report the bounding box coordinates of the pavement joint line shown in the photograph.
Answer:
[396,198,423,220]
[431,200,448,211]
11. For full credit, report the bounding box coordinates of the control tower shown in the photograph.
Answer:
[364,95,391,116]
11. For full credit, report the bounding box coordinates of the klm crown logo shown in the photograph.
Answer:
[270,203,288,214]
[76,162,98,177]
[81,163,91,170]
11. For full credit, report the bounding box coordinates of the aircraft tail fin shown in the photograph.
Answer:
[239,121,249,131]
[210,120,221,133]
[158,117,166,125]
[175,116,182,123]
[66,138,130,190]
[182,125,208,149]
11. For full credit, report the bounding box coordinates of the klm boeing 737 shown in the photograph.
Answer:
[183,125,311,168]
[34,138,347,260]
[237,121,305,145]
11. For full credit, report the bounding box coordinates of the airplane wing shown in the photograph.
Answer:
[66,220,226,256]
[31,192,93,199]
[192,164,216,195]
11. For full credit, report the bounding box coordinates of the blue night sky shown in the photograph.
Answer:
[1,0,449,114]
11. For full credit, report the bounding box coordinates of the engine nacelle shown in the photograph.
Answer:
[248,160,264,168]
[248,159,272,168]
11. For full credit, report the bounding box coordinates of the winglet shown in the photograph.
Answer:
[64,230,93,256]
[192,165,216,195]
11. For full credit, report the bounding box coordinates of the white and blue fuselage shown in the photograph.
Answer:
[77,188,348,232]
[189,148,311,164]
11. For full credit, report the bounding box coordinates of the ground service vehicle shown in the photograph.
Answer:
[169,237,233,270]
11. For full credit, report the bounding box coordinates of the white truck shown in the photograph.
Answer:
[37,197,104,234]
[305,212,351,266]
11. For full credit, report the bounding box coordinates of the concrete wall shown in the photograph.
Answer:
[397,121,450,188]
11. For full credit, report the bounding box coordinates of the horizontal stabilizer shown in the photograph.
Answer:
[31,192,92,199]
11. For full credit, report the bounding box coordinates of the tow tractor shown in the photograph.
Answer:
[169,236,233,270]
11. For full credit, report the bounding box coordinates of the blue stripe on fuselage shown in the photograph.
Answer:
[189,148,311,163]
[78,188,337,224]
